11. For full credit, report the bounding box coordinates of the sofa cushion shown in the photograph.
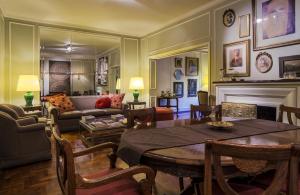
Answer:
[110,94,125,109]
[59,110,82,120]
[70,96,102,110]
[82,109,107,116]
[95,97,111,109]
[103,108,123,115]
[49,95,75,113]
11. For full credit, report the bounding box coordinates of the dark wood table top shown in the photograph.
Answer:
[137,119,300,177]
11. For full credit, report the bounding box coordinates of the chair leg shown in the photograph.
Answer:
[179,177,184,191]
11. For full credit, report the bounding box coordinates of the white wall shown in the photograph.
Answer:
[156,51,208,111]
[0,9,5,103]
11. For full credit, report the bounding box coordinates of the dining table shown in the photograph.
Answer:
[117,118,300,195]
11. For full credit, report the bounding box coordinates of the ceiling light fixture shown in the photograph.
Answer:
[66,44,72,53]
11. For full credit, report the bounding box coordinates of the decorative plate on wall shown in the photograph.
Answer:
[174,69,184,80]
[255,52,273,73]
[223,9,236,27]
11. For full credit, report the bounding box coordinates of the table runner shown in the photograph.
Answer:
[117,119,299,165]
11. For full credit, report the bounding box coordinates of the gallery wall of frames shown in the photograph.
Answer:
[215,0,300,81]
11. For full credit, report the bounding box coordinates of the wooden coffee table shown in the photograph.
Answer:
[79,116,127,147]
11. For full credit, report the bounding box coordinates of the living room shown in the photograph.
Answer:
[1,0,300,195]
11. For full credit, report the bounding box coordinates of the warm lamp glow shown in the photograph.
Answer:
[129,77,144,90]
[17,75,40,92]
[116,78,121,90]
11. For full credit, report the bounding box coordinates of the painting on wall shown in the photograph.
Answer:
[173,82,184,98]
[187,79,197,97]
[253,0,300,50]
[97,57,108,86]
[279,55,300,78]
[175,58,183,68]
[239,14,250,38]
[49,60,71,95]
[185,57,199,76]
[223,40,250,77]
[255,52,273,73]
[174,69,184,80]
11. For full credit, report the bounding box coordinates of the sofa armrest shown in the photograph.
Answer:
[18,123,46,133]
[17,117,37,126]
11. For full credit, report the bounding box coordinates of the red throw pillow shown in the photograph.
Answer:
[95,97,111,109]
[110,94,125,109]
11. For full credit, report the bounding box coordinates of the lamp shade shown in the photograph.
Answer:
[116,78,121,90]
[16,75,40,92]
[129,77,144,90]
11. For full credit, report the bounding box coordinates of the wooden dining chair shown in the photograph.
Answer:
[127,108,156,129]
[52,125,155,195]
[204,140,297,195]
[190,104,212,123]
[277,104,300,125]
[197,91,209,105]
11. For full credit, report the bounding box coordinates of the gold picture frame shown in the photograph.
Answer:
[239,14,250,38]
[223,40,250,77]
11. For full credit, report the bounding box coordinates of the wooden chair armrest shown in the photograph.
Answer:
[73,142,118,157]
[76,165,155,189]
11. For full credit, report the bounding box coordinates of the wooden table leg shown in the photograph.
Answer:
[180,177,202,195]
[179,177,184,191]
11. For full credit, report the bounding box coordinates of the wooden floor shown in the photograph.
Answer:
[0,112,191,195]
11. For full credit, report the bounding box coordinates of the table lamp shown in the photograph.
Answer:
[116,78,121,94]
[129,77,144,102]
[16,75,40,107]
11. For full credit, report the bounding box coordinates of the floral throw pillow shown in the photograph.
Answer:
[49,95,75,113]
[110,94,125,109]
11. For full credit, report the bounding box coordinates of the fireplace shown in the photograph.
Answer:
[257,106,277,121]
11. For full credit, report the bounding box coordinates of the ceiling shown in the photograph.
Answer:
[40,27,120,59]
[0,0,222,37]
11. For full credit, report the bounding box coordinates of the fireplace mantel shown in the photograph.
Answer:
[214,81,300,125]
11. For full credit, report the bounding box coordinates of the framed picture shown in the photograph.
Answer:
[252,0,300,50]
[223,9,236,27]
[279,55,300,78]
[98,57,108,86]
[187,79,197,97]
[223,40,250,77]
[174,69,184,80]
[185,57,199,76]
[175,58,183,68]
[173,82,184,98]
[239,14,250,38]
[256,52,273,73]
[49,60,71,95]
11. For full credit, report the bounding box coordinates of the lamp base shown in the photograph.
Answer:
[133,90,139,102]
[24,91,34,107]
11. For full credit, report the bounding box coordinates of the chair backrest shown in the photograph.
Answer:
[197,91,209,105]
[127,108,156,128]
[277,105,300,125]
[221,102,257,119]
[0,105,19,119]
[4,104,26,117]
[52,126,76,195]
[190,104,212,121]
[204,140,295,195]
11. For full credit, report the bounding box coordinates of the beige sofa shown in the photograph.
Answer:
[48,96,127,132]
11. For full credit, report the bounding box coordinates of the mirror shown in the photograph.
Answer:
[39,27,121,97]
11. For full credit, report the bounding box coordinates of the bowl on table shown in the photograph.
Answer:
[206,121,234,129]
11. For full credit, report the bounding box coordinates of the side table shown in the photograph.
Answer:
[157,97,179,117]
[127,101,146,110]
[21,105,43,117]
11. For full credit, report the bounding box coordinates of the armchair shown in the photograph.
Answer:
[0,111,51,169]
[0,104,38,124]
[52,125,155,195]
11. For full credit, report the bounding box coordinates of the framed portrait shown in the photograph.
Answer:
[256,52,273,73]
[239,14,250,38]
[279,55,300,78]
[185,57,199,76]
[223,40,250,77]
[174,69,184,80]
[173,82,184,98]
[223,9,236,27]
[175,58,183,68]
[98,57,108,86]
[252,0,300,50]
[187,79,197,97]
